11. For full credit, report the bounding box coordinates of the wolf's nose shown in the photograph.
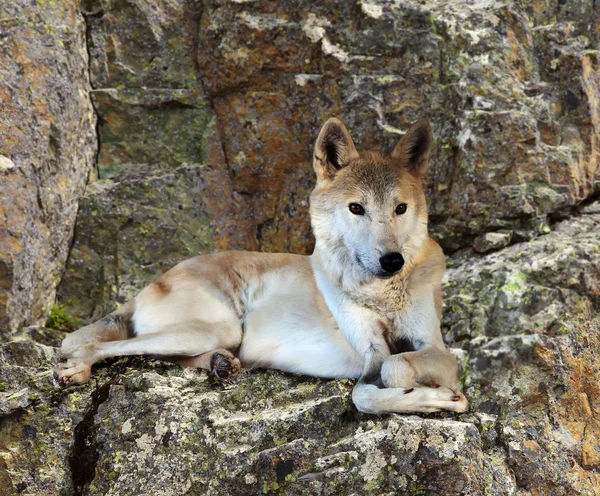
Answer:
[379,252,404,275]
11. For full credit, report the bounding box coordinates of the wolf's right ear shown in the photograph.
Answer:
[391,119,433,177]
[313,118,359,181]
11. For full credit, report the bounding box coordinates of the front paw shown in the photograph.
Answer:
[381,355,417,388]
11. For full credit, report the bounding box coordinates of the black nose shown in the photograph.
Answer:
[379,252,404,275]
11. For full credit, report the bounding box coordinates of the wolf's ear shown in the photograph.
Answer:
[391,119,433,176]
[313,118,359,181]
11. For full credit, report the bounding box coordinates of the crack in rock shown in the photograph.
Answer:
[69,380,113,496]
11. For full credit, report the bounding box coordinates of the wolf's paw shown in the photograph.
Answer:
[438,388,469,413]
[210,353,241,379]
[381,355,417,389]
[53,359,92,387]
[403,386,469,413]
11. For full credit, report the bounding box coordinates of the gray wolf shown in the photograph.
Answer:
[54,118,468,414]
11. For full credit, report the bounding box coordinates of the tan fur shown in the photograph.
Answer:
[54,117,468,415]
[153,279,171,296]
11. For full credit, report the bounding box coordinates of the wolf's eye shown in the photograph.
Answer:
[349,203,365,215]
[395,203,407,215]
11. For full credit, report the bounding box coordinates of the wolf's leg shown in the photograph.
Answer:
[351,353,468,414]
[160,349,241,378]
[60,300,135,359]
[54,302,135,385]
[380,347,460,391]
[54,320,241,386]
[353,384,468,413]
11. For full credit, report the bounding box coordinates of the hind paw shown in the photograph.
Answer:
[210,353,241,379]
[53,359,92,386]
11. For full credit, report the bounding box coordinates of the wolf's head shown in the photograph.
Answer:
[310,118,432,284]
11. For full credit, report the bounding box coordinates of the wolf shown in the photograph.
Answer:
[54,118,468,414]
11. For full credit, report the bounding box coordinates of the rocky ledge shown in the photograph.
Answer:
[1,203,599,495]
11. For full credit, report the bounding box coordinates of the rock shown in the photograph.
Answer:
[82,0,199,90]
[88,373,484,495]
[473,232,512,253]
[0,327,90,495]
[195,0,600,252]
[443,202,600,493]
[0,335,484,496]
[91,88,214,178]
[0,0,97,338]
[444,205,600,341]
[0,156,15,171]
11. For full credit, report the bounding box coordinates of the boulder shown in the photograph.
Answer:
[0,0,97,337]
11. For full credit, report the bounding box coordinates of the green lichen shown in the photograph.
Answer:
[503,272,528,294]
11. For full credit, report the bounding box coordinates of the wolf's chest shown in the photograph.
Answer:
[358,279,412,315]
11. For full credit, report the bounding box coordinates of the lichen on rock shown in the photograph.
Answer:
[0,0,97,337]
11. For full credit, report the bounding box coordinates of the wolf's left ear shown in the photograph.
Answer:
[391,119,433,176]
[313,118,360,181]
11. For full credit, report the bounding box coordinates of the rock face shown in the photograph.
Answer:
[444,205,600,494]
[56,0,600,320]
[0,0,97,337]
[196,0,600,252]
[2,207,600,494]
[1,0,600,494]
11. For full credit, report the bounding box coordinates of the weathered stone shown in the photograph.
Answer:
[91,88,214,178]
[88,372,484,495]
[443,202,600,494]
[0,0,97,337]
[473,232,512,253]
[82,0,199,89]
[195,0,600,252]
[0,340,485,496]
[0,327,89,495]
[444,205,600,341]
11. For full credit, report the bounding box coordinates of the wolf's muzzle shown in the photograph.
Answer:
[379,252,404,276]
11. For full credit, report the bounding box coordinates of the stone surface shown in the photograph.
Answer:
[2,204,600,495]
[0,0,97,337]
[0,331,484,496]
[195,0,600,252]
[473,231,512,253]
[91,88,214,178]
[82,0,198,90]
[443,204,600,494]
